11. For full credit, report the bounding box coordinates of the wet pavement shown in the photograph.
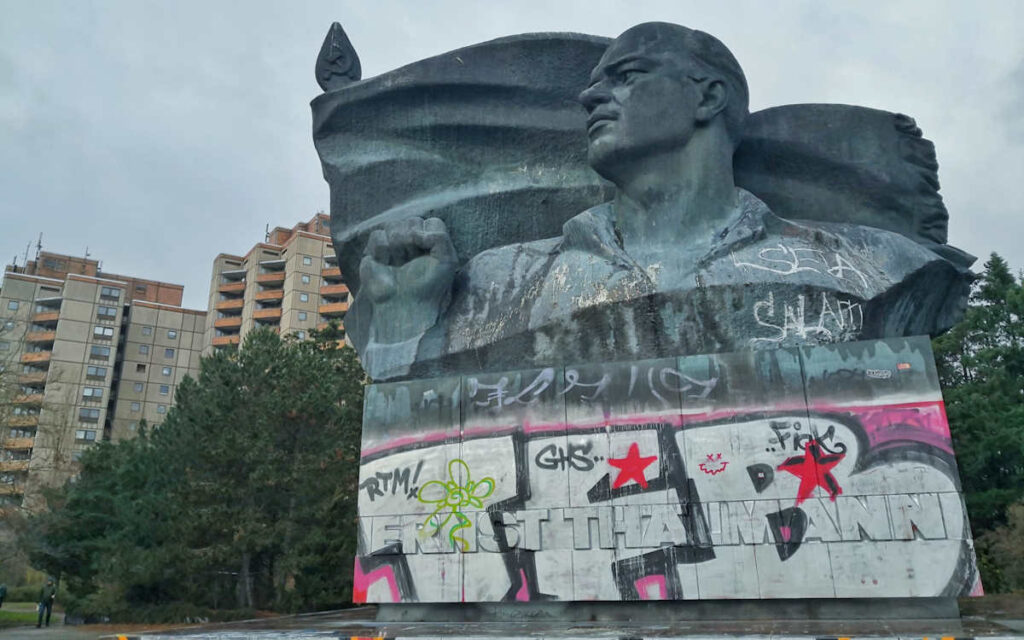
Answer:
[81,606,1024,640]
[4,604,1024,640]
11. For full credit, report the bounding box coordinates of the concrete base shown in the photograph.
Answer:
[377,598,961,623]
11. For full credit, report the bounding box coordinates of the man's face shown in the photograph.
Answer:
[579,27,702,180]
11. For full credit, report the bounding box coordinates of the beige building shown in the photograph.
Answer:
[108,301,205,442]
[203,213,349,352]
[0,254,205,510]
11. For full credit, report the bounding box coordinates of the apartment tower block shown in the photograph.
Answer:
[204,214,348,352]
[0,252,205,510]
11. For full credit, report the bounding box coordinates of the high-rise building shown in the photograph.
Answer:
[203,214,348,353]
[0,252,205,510]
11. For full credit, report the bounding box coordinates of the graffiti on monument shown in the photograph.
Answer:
[354,336,980,603]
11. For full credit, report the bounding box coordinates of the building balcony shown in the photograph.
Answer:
[318,302,349,317]
[253,308,282,321]
[212,335,240,347]
[32,311,59,325]
[0,460,29,473]
[0,485,23,496]
[20,352,51,365]
[13,394,43,406]
[25,330,57,344]
[214,316,242,329]
[316,321,346,331]
[256,272,285,285]
[218,281,246,294]
[254,289,284,301]
[2,437,34,451]
[319,283,349,298]
[321,267,342,280]
[216,298,244,311]
[7,416,39,428]
[17,372,47,386]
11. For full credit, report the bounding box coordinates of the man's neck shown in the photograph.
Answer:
[610,134,738,256]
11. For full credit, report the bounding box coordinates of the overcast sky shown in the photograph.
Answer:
[2,0,1022,309]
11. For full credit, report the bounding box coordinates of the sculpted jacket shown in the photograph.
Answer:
[352,190,970,381]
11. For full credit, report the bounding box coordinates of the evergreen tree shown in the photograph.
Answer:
[934,254,1024,532]
[24,326,366,617]
[933,253,1024,591]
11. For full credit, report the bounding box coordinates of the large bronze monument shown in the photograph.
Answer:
[314,22,973,383]
[313,21,979,609]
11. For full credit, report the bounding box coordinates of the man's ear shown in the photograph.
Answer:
[694,79,728,124]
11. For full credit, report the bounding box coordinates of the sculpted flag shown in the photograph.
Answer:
[311,27,972,290]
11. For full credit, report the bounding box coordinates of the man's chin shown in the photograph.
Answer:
[587,146,628,182]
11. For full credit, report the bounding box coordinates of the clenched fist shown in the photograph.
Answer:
[358,216,457,344]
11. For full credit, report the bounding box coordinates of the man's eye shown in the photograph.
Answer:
[618,69,645,83]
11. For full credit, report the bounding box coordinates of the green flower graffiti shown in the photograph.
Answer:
[416,458,495,551]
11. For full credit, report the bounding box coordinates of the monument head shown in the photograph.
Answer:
[579,22,749,184]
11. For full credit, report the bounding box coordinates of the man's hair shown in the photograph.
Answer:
[628,22,750,147]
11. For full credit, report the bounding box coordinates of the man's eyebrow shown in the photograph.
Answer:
[589,54,655,84]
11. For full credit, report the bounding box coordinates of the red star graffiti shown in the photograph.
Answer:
[777,440,844,504]
[608,442,658,489]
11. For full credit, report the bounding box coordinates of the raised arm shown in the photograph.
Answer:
[353,216,457,379]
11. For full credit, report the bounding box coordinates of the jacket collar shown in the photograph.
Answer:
[559,187,772,268]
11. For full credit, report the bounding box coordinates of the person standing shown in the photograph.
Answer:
[0,582,6,609]
[36,578,56,628]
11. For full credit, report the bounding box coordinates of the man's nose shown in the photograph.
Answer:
[578,81,610,110]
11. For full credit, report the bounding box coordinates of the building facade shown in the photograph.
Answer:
[0,253,205,510]
[203,214,348,353]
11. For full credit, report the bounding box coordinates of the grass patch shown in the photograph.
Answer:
[0,607,39,629]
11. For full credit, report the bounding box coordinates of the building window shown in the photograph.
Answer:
[295,331,306,340]
[4,320,13,330]
[142,326,153,336]
[93,326,115,338]
[100,286,121,299]
[129,422,138,432]
[89,345,111,359]
[97,305,118,318]
[75,429,97,442]
[0,341,9,351]
[298,311,307,321]
[162,366,172,376]
[86,365,106,379]
[159,385,169,395]
[299,293,309,303]
[79,408,100,423]
[164,348,175,358]
[139,344,149,355]
[130,402,141,412]
[82,387,103,399]
[157,405,167,414]
[301,274,311,284]
[133,382,144,392]
[303,256,313,265]
[7,300,18,311]
[136,364,146,373]
[167,329,177,339]
[135,284,147,294]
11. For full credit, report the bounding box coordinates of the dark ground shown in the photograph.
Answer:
[2,596,1024,640]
